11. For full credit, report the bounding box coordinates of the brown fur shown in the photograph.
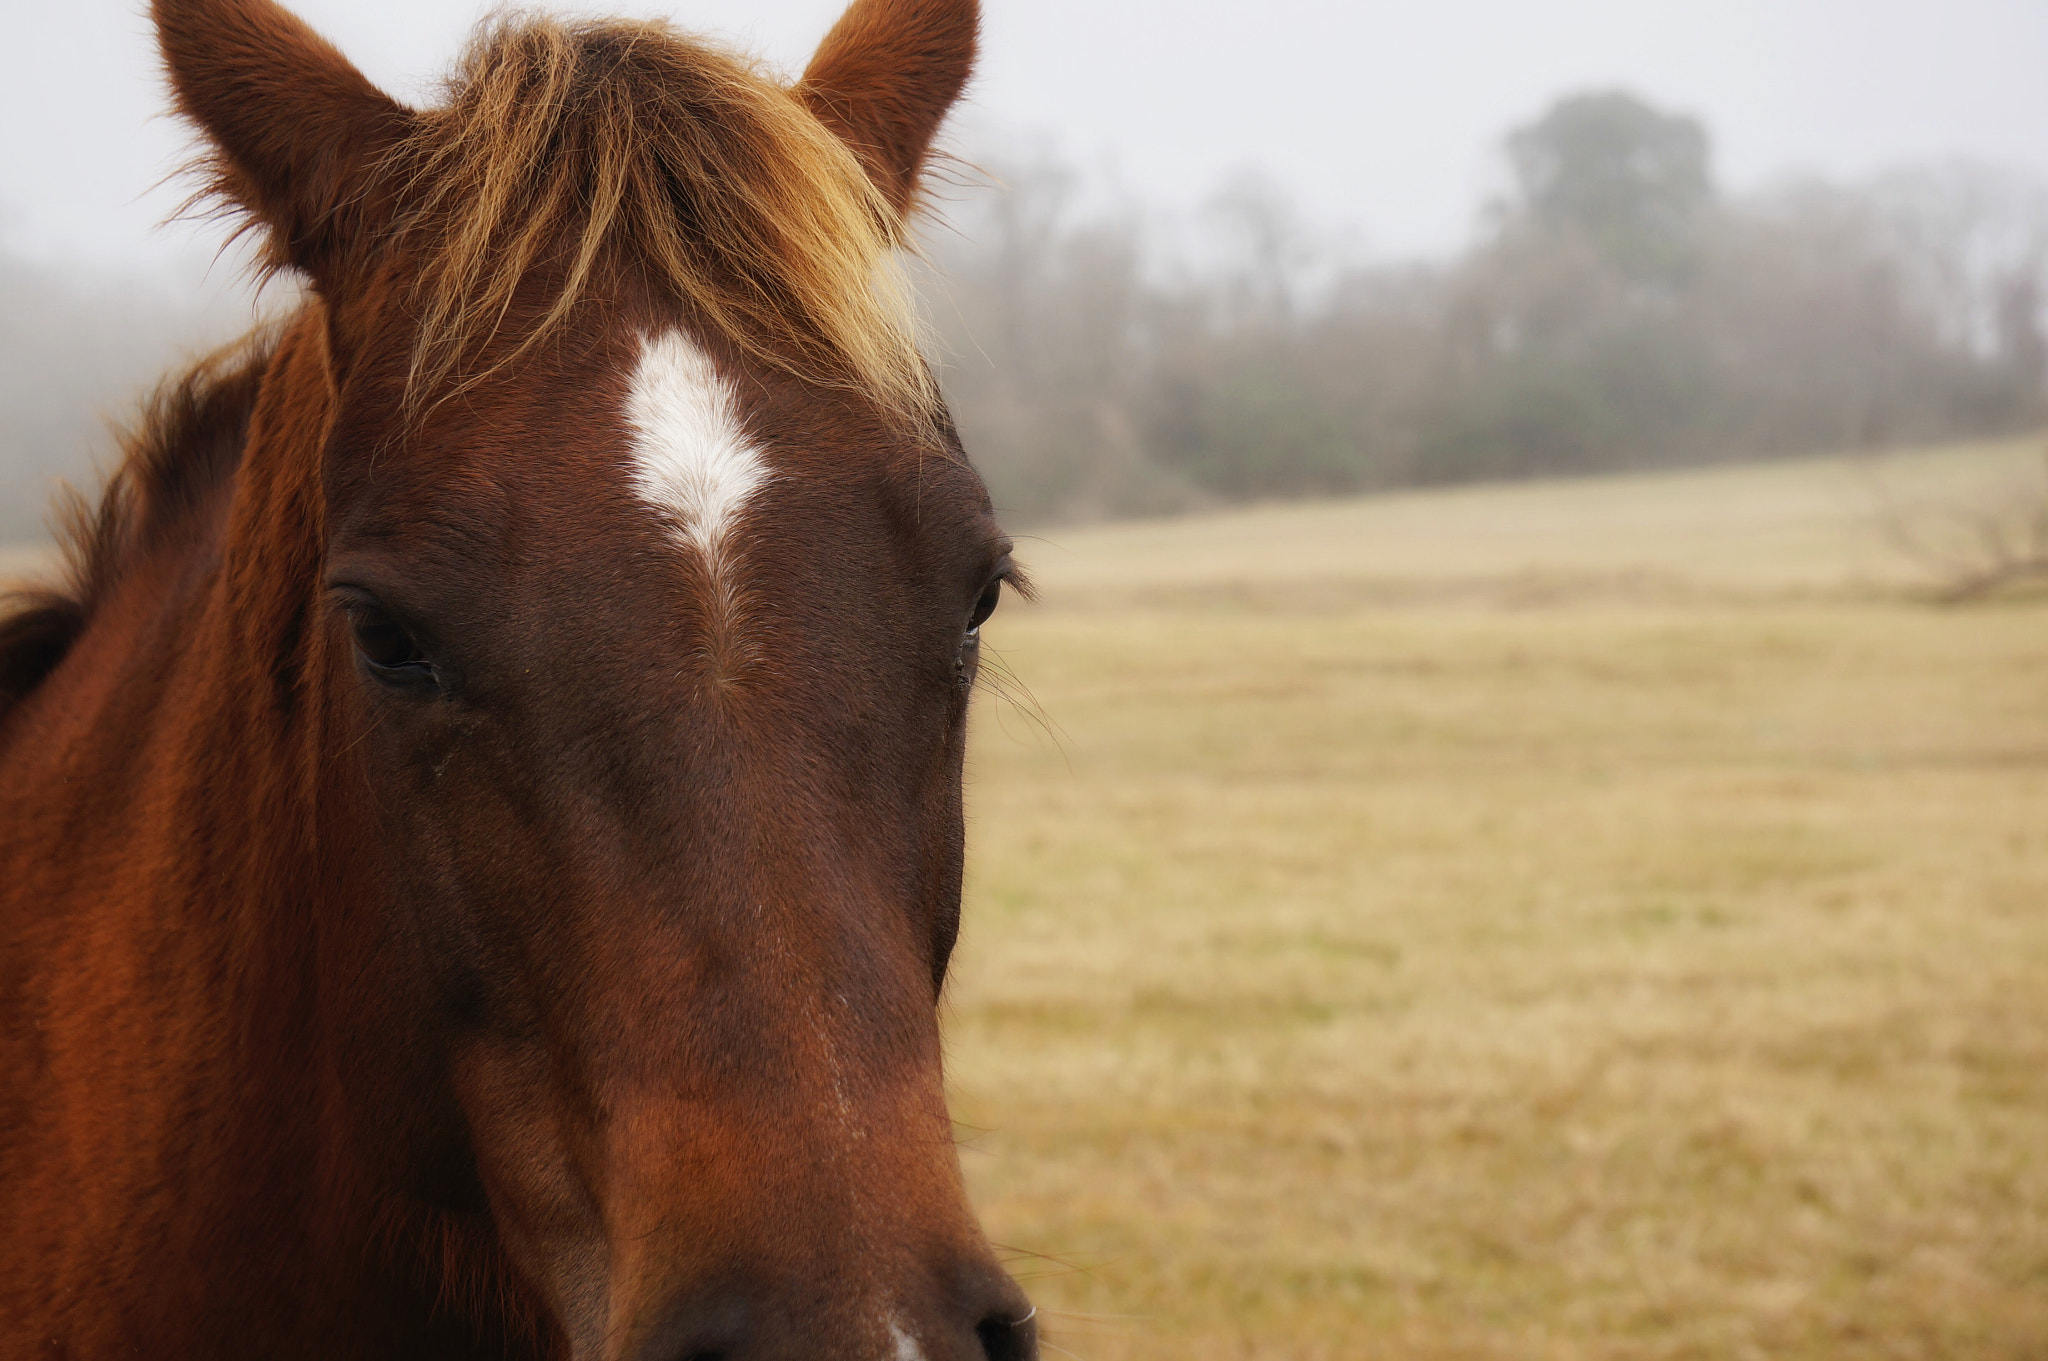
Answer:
[0,2,1035,1359]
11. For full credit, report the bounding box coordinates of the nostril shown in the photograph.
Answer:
[975,1304,1038,1361]
[635,1288,747,1361]
[673,1342,731,1361]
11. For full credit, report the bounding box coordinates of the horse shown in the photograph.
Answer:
[0,2,1035,1358]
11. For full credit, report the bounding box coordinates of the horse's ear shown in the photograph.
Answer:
[798,0,978,217]
[153,0,411,291]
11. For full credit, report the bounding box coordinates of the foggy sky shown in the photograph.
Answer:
[2,0,2046,273]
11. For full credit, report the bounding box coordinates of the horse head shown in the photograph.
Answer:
[151,1,1031,1356]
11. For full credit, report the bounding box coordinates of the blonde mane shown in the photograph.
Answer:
[392,14,934,425]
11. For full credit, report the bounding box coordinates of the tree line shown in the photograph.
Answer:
[926,92,2048,523]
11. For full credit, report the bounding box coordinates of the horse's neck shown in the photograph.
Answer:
[38,311,334,938]
[0,311,347,1292]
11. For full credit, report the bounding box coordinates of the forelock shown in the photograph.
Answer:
[388,13,936,430]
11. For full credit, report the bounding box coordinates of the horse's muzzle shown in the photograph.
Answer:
[617,1258,1039,1361]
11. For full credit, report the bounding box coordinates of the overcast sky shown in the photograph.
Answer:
[3,0,2046,274]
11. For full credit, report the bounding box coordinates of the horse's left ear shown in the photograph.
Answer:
[798,0,979,217]
[154,0,413,291]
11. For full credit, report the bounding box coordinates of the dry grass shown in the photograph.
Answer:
[950,436,2048,1360]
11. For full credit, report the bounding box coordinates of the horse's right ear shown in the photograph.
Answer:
[153,0,411,292]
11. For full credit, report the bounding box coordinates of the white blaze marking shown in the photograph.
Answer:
[623,330,769,604]
[888,1318,925,1361]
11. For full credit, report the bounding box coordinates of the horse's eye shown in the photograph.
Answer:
[345,601,433,683]
[966,578,1002,640]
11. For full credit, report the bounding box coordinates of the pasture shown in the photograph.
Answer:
[947,436,2048,1360]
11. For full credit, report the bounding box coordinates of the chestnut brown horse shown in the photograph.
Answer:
[0,2,1034,1358]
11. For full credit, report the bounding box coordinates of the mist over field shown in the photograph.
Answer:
[5,90,2046,544]
[0,249,283,545]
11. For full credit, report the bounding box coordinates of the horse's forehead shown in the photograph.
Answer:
[603,327,983,621]
[620,329,770,600]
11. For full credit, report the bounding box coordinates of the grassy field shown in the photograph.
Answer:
[947,437,2048,1360]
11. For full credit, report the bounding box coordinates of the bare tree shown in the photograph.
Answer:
[1879,446,2048,601]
